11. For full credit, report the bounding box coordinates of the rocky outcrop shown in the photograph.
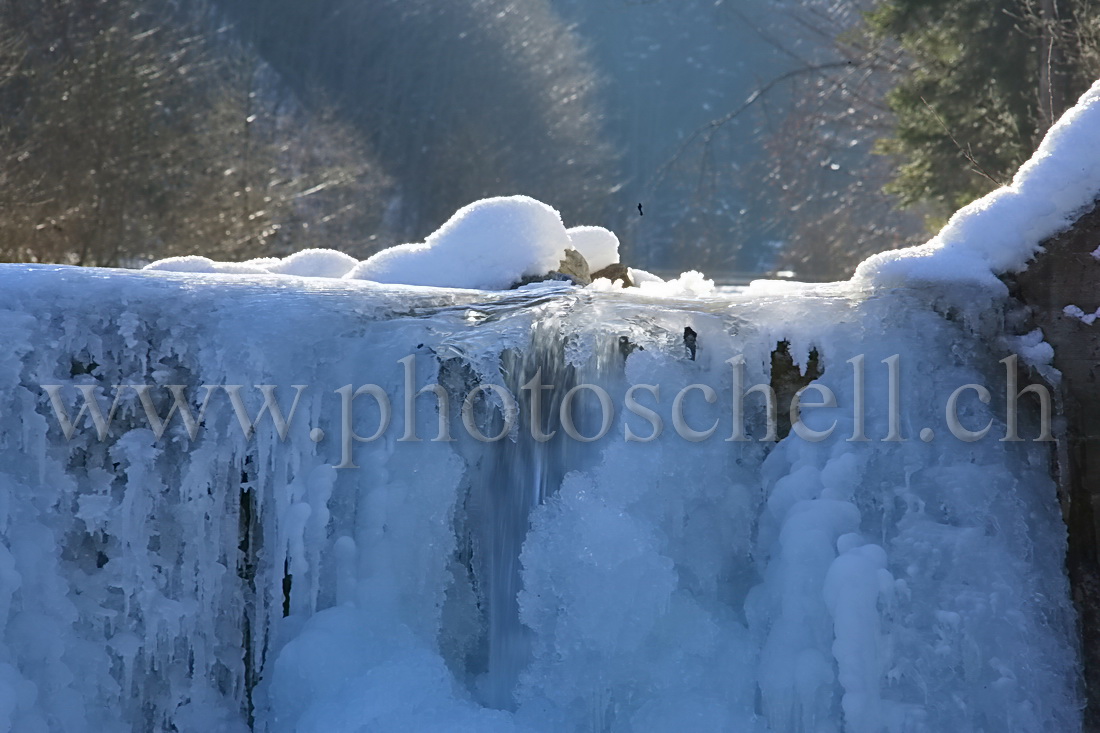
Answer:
[1011,197,1100,732]
[511,248,592,288]
[556,248,591,284]
[508,248,644,291]
[591,263,634,287]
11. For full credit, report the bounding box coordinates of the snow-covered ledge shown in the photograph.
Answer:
[853,80,1100,295]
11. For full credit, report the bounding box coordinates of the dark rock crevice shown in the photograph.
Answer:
[1010,197,1100,732]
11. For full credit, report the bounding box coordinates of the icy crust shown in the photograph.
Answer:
[853,79,1100,292]
[0,266,1079,732]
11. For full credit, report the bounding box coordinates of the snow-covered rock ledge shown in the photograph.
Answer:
[144,195,716,298]
[853,79,1100,294]
[139,82,1100,308]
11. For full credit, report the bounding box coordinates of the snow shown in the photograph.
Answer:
[627,267,664,286]
[635,269,716,297]
[143,251,359,278]
[347,196,575,290]
[565,226,619,272]
[144,255,270,275]
[853,80,1100,292]
[142,197,743,295]
[264,248,359,278]
[1065,304,1100,325]
[1007,327,1056,362]
[1004,328,1059,385]
[145,197,626,291]
[589,268,717,297]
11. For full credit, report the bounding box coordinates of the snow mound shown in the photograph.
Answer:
[347,196,572,290]
[139,197,717,297]
[588,267,717,298]
[853,80,1100,291]
[628,267,664,286]
[143,256,270,275]
[637,269,716,297]
[566,226,619,272]
[144,251,356,278]
[265,248,359,278]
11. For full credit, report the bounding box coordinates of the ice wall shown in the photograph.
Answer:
[0,265,1079,732]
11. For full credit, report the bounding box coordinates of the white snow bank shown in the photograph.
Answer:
[853,80,1100,291]
[636,269,716,297]
[565,226,619,272]
[588,268,717,297]
[142,195,742,296]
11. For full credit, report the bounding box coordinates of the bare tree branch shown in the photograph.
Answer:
[919,96,1007,188]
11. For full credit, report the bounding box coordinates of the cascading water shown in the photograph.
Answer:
[0,265,1081,732]
[448,304,589,709]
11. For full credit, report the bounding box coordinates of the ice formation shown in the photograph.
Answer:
[0,263,1079,732]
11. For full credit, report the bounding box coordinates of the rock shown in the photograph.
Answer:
[591,263,634,287]
[770,341,822,440]
[1011,196,1100,728]
[683,326,697,361]
[556,248,591,284]
[508,251,644,291]
[511,248,592,288]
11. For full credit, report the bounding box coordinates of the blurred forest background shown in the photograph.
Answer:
[0,0,1097,279]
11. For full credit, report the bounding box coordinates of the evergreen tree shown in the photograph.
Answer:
[866,0,1100,214]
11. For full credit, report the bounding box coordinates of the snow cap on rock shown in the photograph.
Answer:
[566,226,620,272]
[346,195,572,291]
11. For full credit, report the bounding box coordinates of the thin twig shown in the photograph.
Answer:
[651,60,856,192]
[919,96,1006,187]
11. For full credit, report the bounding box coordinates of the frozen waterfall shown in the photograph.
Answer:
[0,263,1079,731]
